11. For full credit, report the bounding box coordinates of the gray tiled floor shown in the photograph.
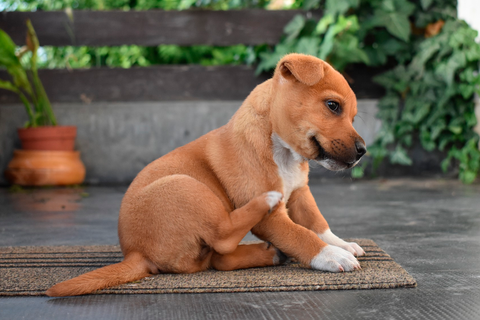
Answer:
[1,179,480,320]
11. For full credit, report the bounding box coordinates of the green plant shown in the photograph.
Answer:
[258,0,480,183]
[0,20,57,127]
[37,44,263,69]
[256,0,419,74]
[371,19,480,183]
[256,13,369,75]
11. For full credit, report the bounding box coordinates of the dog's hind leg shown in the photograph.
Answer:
[211,242,287,271]
[120,174,283,274]
[204,190,284,256]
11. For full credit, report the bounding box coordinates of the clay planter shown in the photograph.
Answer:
[18,126,77,151]
[5,150,86,186]
[5,126,86,186]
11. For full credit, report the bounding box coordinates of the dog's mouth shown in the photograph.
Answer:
[311,136,327,161]
[311,136,356,171]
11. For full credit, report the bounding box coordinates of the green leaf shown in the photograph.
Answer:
[327,31,370,70]
[26,20,39,54]
[358,14,385,39]
[448,125,462,135]
[420,130,436,151]
[381,0,395,12]
[379,38,406,56]
[465,44,480,62]
[367,143,389,159]
[390,145,413,165]
[318,26,336,60]
[0,29,21,68]
[364,47,387,66]
[318,15,359,60]
[458,84,474,99]
[284,15,306,42]
[314,14,334,35]
[302,0,321,10]
[438,136,453,151]
[459,68,475,82]
[255,42,294,75]
[395,121,414,137]
[430,120,446,140]
[351,166,364,178]
[374,65,410,92]
[435,50,466,85]
[464,111,478,128]
[409,42,440,77]
[403,134,413,147]
[295,37,320,56]
[325,0,359,17]
[385,13,411,42]
[0,78,18,92]
[6,65,33,95]
[393,0,416,16]
[440,156,451,172]
[460,170,477,184]
[178,0,196,10]
[335,15,360,33]
[0,30,34,94]
[419,0,433,10]
[412,102,431,124]
[382,130,395,145]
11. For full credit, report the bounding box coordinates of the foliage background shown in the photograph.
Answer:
[2,0,480,183]
[2,0,271,68]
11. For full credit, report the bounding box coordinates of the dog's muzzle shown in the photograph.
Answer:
[312,136,367,170]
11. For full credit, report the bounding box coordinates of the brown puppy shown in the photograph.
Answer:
[46,54,367,297]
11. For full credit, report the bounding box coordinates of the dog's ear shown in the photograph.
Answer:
[277,54,325,86]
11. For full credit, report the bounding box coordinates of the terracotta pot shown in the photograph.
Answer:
[18,126,77,151]
[5,150,86,186]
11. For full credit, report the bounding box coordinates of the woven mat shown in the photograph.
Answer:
[0,239,416,296]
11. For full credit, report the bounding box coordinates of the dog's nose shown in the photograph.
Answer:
[355,141,367,160]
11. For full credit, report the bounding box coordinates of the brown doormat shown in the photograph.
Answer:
[0,239,416,296]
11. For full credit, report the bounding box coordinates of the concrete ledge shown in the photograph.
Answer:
[1,100,380,185]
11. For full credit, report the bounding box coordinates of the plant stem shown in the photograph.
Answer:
[27,19,57,127]
[31,69,57,126]
[18,92,36,127]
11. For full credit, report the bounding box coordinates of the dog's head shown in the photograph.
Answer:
[270,53,366,171]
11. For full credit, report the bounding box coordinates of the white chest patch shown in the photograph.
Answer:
[271,133,307,202]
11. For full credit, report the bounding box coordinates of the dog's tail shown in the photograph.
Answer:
[46,252,152,297]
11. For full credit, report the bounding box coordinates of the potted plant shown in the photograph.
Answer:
[1,20,85,186]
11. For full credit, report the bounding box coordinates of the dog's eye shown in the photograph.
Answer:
[326,100,340,112]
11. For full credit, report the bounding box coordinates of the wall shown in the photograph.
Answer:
[0,100,380,185]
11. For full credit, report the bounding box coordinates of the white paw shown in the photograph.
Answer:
[318,229,365,257]
[310,245,361,272]
[265,191,283,211]
[344,242,365,257]
[331,240,365,257]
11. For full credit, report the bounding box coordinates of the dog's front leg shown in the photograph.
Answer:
[287,185,365,257]
[252,206,360,272]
